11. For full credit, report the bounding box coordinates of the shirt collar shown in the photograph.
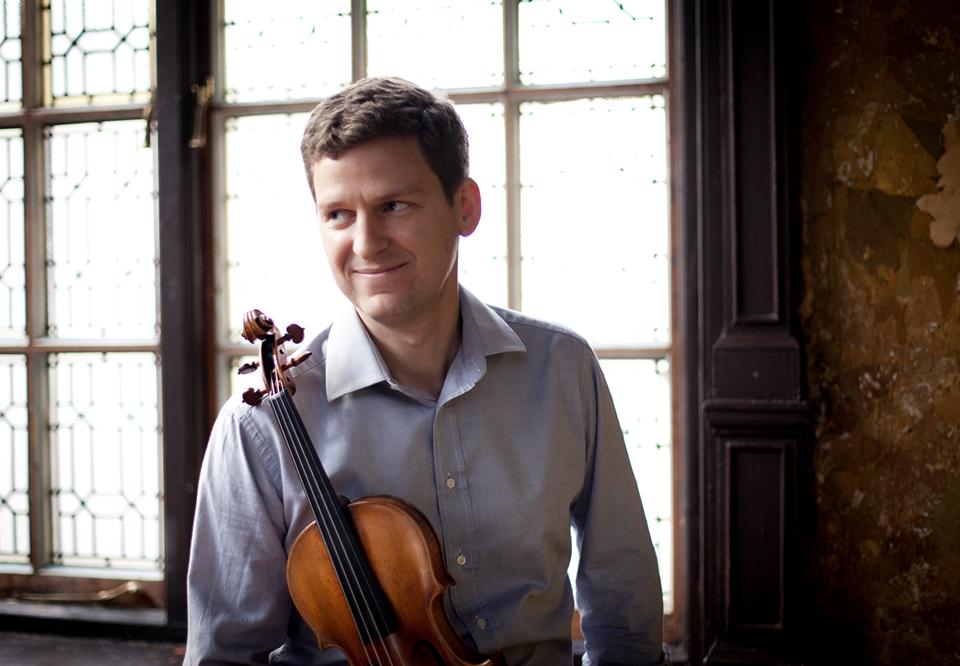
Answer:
[325,286,526,402]
[325,304,393,401]
[459,286,526,358]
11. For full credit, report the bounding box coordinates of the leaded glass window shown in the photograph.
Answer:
[49,352,160,570]
[46,121,158,339]
[0,0,161,602]
[213,0,674,619]
[43,0,153,107]
[0,354,28,565]
[0,1,22,111]
[0,128,24,339]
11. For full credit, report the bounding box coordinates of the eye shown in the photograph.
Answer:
[323,209,353,226]
[383,201,410,214]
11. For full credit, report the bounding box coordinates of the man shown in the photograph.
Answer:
[185,76,663,665]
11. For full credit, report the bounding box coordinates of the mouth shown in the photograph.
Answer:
[352,263,406,278]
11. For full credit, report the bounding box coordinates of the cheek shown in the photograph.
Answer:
[406,222,459,261]
[320,231,350,274]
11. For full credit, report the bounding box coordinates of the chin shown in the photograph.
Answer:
[356,293,415,325]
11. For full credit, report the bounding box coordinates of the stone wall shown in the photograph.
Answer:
[800,0,960,663]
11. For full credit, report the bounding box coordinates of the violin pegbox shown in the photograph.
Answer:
[239,309,313,406]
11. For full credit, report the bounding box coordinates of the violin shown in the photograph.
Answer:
[238,309,505,666]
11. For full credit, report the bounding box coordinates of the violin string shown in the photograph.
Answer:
[272,389,393,665]
[276,391,396,666]
[279,392,398,666]
[270,391,381,664]
[271,386,386,665]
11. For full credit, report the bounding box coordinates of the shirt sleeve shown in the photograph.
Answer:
[572,351,665,666]
[183,403,293,665]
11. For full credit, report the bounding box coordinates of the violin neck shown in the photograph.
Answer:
[268,389,398,644]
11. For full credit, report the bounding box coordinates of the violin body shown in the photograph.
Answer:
[287,496,504,665]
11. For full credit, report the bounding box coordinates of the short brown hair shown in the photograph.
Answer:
[300,76,469,202]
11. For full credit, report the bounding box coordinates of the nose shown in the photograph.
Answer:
[352,211,389,259]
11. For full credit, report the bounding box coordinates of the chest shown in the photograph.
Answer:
[279,376,588,553]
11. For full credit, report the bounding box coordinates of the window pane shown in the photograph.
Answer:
[600,357,673,614]
[519,0,665,84]
[0,128,24,339]
[44,0,152,106]
[223,1,351,103]
[0,354,29,564]
[456,102,508,309]
[228,354,260,397]
[46,121,157,339]
[519,95,669,347]
[367,0,503,90]
[222,114,345,343]
[0,0,22,110]
[49,352,161,570]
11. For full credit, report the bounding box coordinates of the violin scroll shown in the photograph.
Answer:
[238,309,311,405]
[241,309,275,344]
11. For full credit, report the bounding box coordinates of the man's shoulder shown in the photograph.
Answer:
[211,389,273,443]
[488,304,593,352]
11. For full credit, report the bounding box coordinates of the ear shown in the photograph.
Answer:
[456,178,482,237]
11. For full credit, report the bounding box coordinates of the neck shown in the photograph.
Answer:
[359,292,462,399]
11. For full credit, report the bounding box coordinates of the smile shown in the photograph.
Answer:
[353,263,406,277]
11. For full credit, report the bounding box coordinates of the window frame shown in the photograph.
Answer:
[0,0,208,639]
[1,0,163,600]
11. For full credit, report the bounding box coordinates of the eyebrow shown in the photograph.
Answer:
[316,185,426,211]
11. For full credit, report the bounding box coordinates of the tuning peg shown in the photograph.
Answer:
[281,351,313,371]
[284,323,305,344]
[242,387,266,406]
[237,361,259,375]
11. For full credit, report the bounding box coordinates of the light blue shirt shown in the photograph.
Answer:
[185,288,663,665]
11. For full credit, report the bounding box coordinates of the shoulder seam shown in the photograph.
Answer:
[491,306,593,349]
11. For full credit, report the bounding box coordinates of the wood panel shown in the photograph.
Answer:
[156,0,212,631]
[676,0,813,662]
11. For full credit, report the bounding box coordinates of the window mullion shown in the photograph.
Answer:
[505,98,521,311]
[212,0,226,107]
[352,0,367,81]
[25,345,50,572]
[504,0,519,88]
[210,110,230,408]
[156,0,214,624]
[24,119,47,575]
[22,0,42,110]
[21,0,49,575]
[504,1,521,311]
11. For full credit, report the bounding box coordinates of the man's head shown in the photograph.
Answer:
[300,76,469,203]
[304,78,481,336]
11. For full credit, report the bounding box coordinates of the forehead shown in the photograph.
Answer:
[311,136,436,195]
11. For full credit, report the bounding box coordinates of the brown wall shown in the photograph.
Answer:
[800,0,960,663]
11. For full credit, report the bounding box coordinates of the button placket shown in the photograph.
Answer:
[433,403,473,617]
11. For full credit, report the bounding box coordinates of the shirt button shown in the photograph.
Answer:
[456,553,467,567]
[475,617,486,630]
[445,476,456,490]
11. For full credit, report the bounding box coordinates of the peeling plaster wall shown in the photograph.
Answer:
[800,0,960,663]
